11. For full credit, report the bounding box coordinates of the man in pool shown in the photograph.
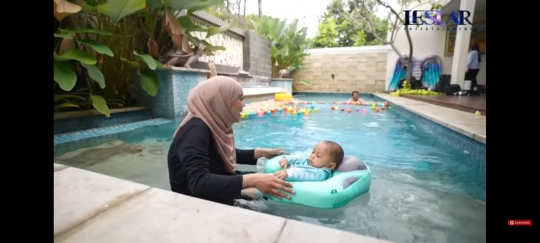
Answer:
[349,91,366,103]
[273,141,344,181]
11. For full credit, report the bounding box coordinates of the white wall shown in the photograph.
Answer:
[385,6,486,89]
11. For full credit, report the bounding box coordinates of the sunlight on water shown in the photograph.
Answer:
[54,94,486,243]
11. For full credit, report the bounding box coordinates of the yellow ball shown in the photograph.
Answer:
[314,108,318,112]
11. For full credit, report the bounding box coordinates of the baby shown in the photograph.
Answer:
[273,141,344,181]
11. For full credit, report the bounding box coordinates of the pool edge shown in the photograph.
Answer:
[54,163,392,243]
[372,93,486,145]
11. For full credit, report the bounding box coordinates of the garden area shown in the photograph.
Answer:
[54,0,311,119]
[54,0,450,120]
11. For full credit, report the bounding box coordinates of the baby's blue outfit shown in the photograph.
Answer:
[282,155,332,181]
[253,155,332,200]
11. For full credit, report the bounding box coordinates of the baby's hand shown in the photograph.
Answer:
[279,157,289,169]
[273,170,288,180]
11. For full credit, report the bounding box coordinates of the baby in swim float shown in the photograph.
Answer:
[273,141,344,181]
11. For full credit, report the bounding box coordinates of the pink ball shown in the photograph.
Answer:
[356,108,360,112]
[362,109,367,113]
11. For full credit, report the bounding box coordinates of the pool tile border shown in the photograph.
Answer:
[54,118,174,146]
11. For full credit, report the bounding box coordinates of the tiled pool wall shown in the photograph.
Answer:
[294,92,370,99]
[54,118,175,156]
[54,109,153,135]
[135,68,208,118]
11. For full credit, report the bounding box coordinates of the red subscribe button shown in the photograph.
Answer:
[508,220,532,226]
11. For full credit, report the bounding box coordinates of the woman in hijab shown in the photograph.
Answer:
[466,43,482,91]
[167,76,294,206]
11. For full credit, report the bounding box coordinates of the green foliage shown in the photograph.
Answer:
[310,17,340,48]
[389,81,442,96]
[53,0,225,116]
[177,15,234,56]
[250,16,310,78]
[311,0,388,48]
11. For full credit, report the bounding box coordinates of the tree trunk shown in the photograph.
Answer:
[258,0,262,18]
[404,25,413,83]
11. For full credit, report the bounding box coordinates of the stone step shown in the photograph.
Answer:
[243,87,285,96]
[242,87,286,104]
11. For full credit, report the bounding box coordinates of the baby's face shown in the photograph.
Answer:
[308,142,337,170]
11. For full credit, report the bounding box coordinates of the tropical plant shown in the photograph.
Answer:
[53,0,227,117]
[389,80,442,96]
[250,16,309,78]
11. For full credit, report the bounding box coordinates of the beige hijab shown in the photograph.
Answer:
[173,76,243,172]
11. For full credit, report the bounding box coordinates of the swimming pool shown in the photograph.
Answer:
[54,93,486,243]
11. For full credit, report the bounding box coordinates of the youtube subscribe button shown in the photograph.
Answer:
[507,220,532,226]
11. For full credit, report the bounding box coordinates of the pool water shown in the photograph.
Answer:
[54,93,486,243]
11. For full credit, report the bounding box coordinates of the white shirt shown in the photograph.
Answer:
[467,50,481,70]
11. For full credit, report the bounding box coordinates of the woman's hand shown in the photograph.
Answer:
[253,174,294,199]
[255,148,287,159]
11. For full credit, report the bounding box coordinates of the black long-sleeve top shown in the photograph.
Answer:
[167,117,258,205]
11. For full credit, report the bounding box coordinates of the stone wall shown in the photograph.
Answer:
[242,31,272,85]
[188,13,272,85]
[190,12,245,70]
[292,46,390,93]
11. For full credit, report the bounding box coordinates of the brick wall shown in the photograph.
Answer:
[292,46,390,93]
[243,31,272,85]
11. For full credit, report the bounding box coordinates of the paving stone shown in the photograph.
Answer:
[55,188,286,243]
[54,167,150,237]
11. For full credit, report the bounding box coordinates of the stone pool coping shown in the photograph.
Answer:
[243,87,286,97]
[54,163,390,243]
[373,94,486,144]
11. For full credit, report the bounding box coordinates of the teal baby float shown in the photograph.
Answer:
[264,155,372,209]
